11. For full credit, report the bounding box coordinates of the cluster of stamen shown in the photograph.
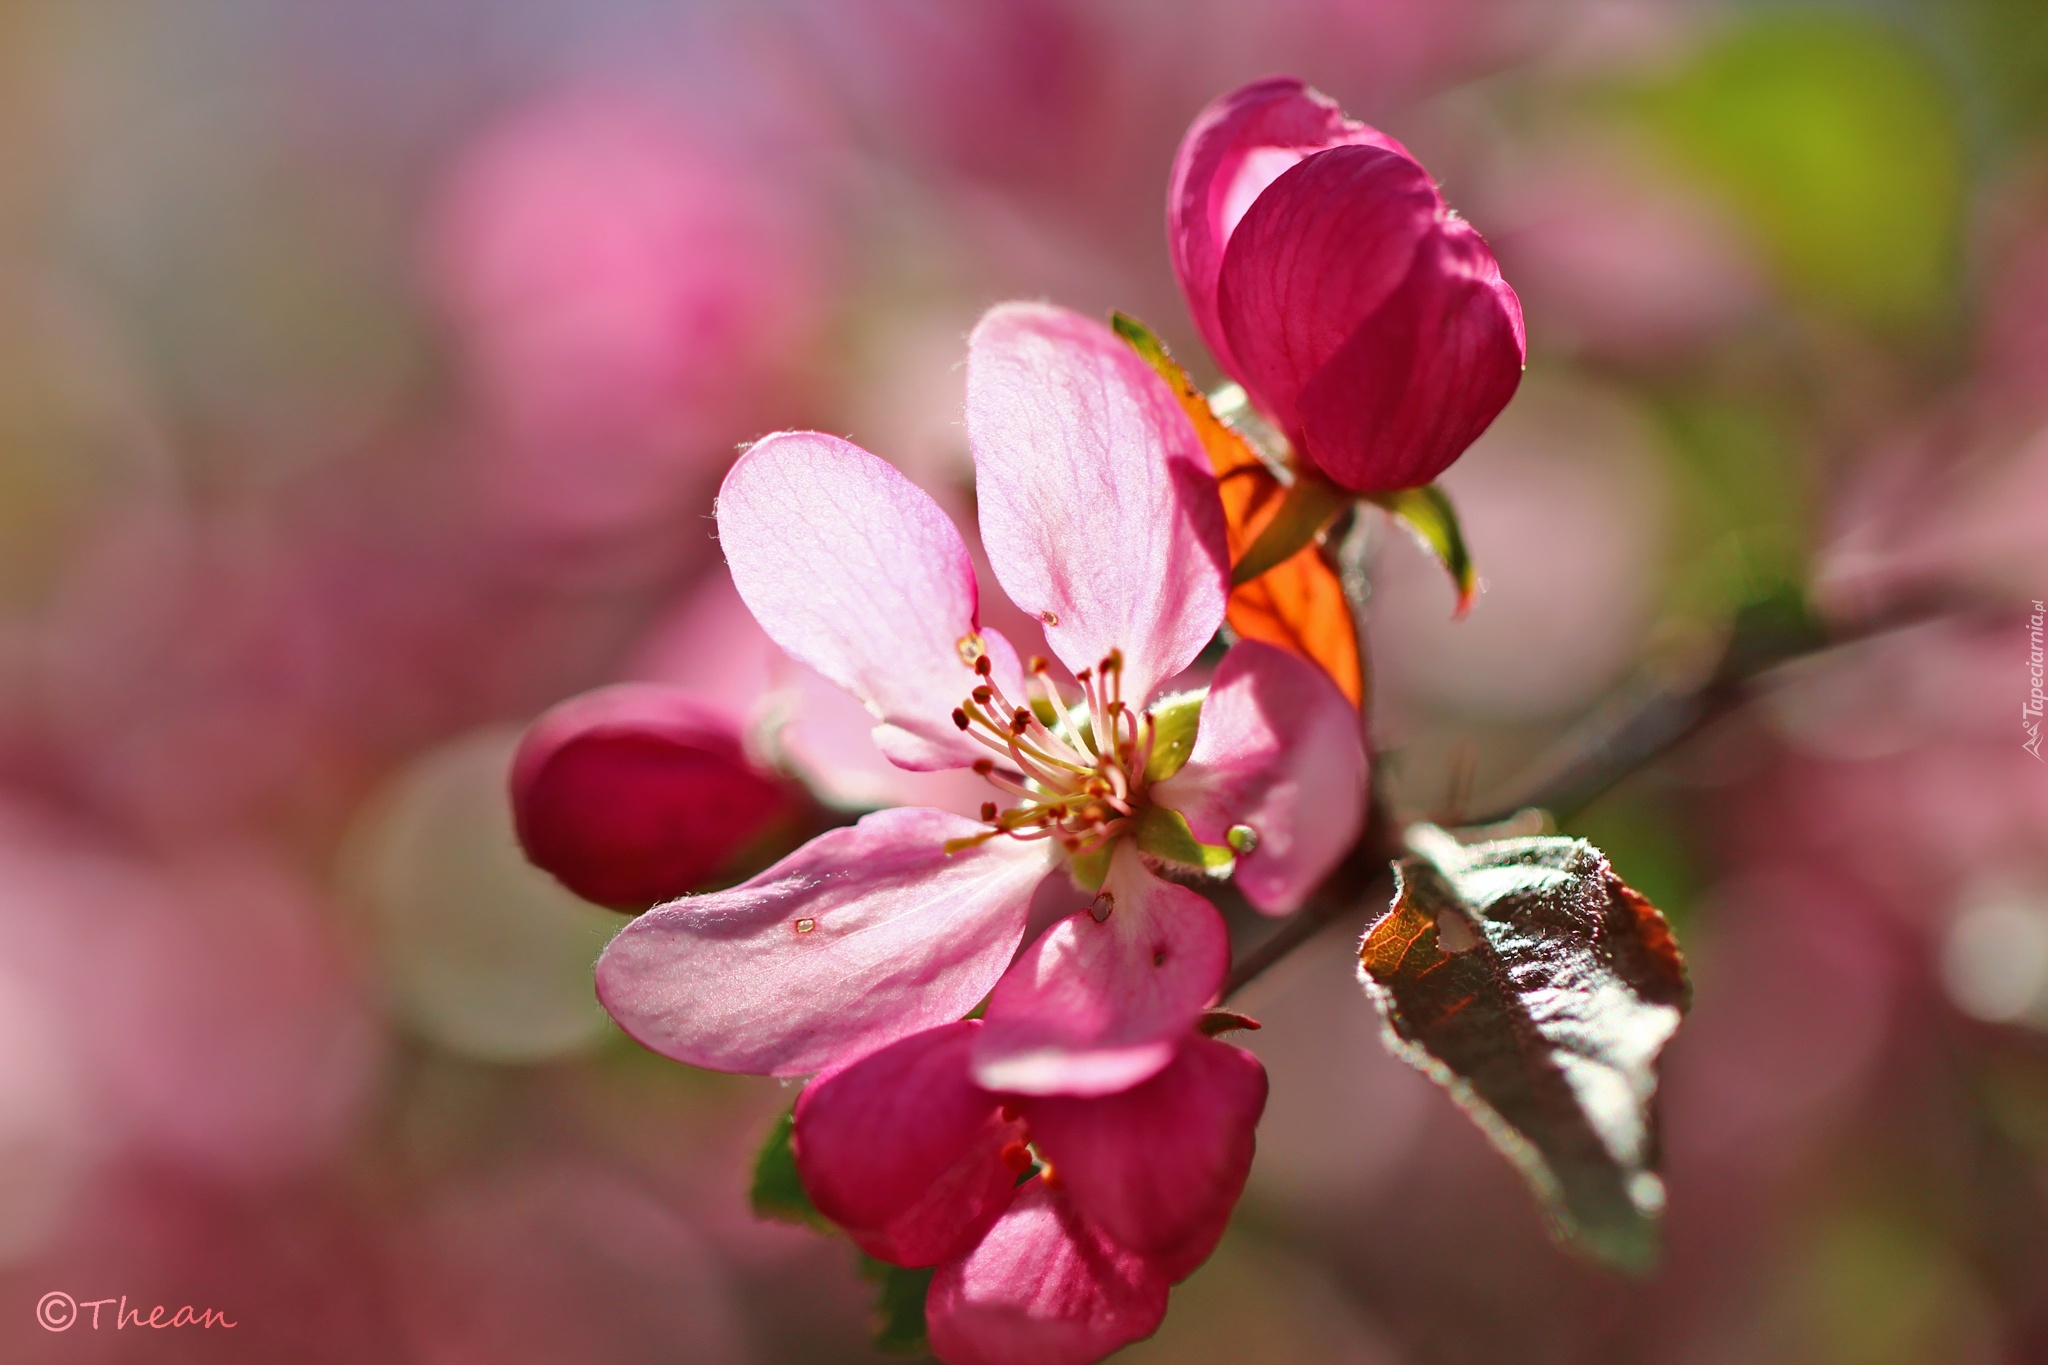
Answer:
[948,645,1154,859]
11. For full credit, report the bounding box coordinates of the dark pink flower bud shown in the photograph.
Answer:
[1170,76,1526,493]
[510,684,794,909]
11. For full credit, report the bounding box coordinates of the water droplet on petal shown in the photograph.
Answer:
[1088,891,1114,923]
[1039,610,1059,627]
[793,917,816,934]
[955,634,985,667]
[1226,824,1260,855]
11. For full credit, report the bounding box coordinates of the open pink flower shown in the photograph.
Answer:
[510,684,800,909]
[791,1017,1267,1365]
[595,303,1364,1091]
[1169,76,1525,493]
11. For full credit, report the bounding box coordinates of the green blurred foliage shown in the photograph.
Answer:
[1947,0,2048,140]
[1651,389,1814,623]
[1639,12,1965,332]
[1791,1206,1992,1365]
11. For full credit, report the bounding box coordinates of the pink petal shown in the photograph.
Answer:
[792,1021,1024,1267]
[1293,215,1527,492]
[510,684,796,909]
[1169,76,1410,385]
[926,1179,1169,1365]
[965,302,1229,707]
[595,808,1054,1077]
[971,843,1227,1097]
[1020,1036,1267,1282]
[1150,641,1366,915]
[716,431,1007,771]
[1215,142,1441,446]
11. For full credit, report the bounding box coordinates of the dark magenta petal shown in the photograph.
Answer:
[1215,142,1441,447]
[1169,76,1409,386]
[1201,96,1526,493]
[1294,216,1526,492]
[926,1179,1170,1365]
[792,1021,1023,1267]
[1019,1036,1267,1284]
[510,683,794,908]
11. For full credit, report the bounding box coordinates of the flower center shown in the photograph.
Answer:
[947,645,1156,859]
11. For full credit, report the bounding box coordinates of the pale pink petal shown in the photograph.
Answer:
[595,808,1055,1076]
[717,431,995,771]
[510,684,796,909]
[1020,1037,1266,1282]
[1150,641,1366,915]
[1215,142,1440,444]
[926,1179,1169,1365]
[1169,76,1409,383]
[792,1021,1023,1267]
[966,302,1229,707]
[1293,216,1526,492]
[971,843,1227,1096]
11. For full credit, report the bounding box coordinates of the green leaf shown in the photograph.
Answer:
[1142,691,1204,782]
[1231,474,1349,587]
[1110,310,1177,380]
[1134,805,1234,874]
[1366,484,1475,618]
[1639,12,1963,329]
[859,1255,935,1355]
[749,1106,827,1229]
[1358,825,1691,1272]
[1068,842,1113,893]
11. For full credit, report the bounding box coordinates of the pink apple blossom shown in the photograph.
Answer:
[511,684,799,910]
[595,302,1364,1092]
[790,1017,1267,1365]
[1169,76,1526,492]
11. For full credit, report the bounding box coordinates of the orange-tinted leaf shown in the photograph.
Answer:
[1226,549,1362,707]
[1231,475,1349,587]
[1111,312,1362,707]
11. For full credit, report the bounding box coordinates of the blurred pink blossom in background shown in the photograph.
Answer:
[0,2,2040,1362]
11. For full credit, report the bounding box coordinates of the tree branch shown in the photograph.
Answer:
[1222,586,2004,1001]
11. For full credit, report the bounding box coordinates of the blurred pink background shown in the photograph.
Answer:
[0,1,2044,1361]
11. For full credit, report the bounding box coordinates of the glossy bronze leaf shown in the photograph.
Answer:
[1358,825,1690,1271]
